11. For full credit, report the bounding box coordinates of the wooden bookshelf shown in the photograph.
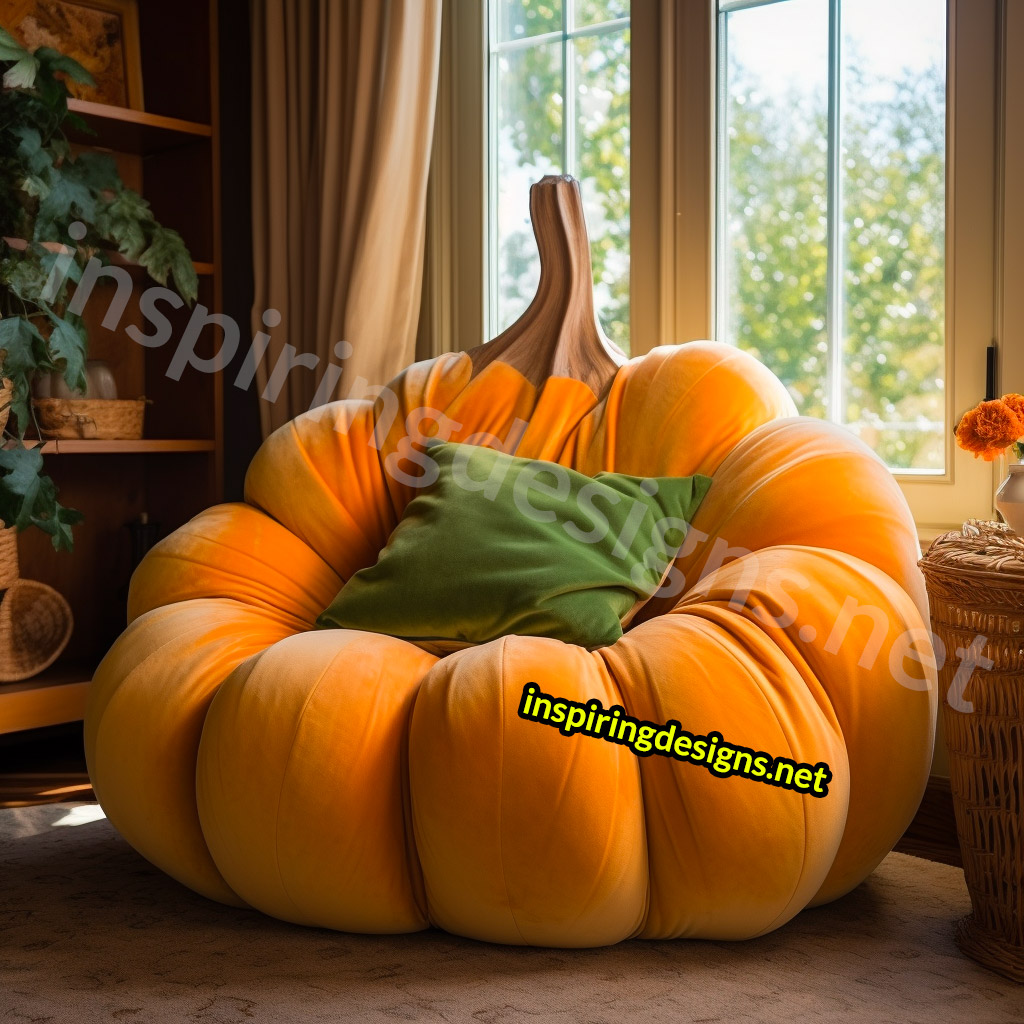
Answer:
[2,237,215,276]
[0,666,92,735]
[1,0,224,734]
[65,99,212,155]
[4,439,217,455]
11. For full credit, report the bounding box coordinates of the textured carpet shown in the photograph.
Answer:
[2,803,1021,1024]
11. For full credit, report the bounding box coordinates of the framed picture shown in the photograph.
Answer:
[1,0,144,110]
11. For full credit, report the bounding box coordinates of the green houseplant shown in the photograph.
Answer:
[0,27,197,550]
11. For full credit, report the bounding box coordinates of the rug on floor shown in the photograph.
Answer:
[2,802,1021,1024]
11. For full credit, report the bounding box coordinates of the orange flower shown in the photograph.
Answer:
[1001,392,1024,423]
[955,399,1024,462]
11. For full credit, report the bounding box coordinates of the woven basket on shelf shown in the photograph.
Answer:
[0,524,74,683]
[31,397,145,440]
[920,519,1024,983]
[0,524,17,589]
[0,377,12,434]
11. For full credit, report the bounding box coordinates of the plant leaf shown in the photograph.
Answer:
[14,125,51,177]
[64,111,92,135]
[0,26,30,63]
[2,54,39,90]
[34,47,94,86]
[0,444,82,549]
[33,169,95,239]
[40,304,87,393]
[140,226,198,304]
[20,173,49,199]
[38,246,82,306]
[70,150,119,191]
[0,444,43,530]
[1,246,50,303]
[95,188,153,261]
[0,314,49,433]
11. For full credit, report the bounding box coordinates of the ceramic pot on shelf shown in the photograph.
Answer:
[33,360,118,400]
[995,463,1024,536]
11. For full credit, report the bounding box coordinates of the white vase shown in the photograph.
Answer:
[995,463,1024,535]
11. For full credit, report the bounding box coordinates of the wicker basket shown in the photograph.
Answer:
[31,397,145,440]
[0,523,74,683]
[920,519,1024,983]
[0,524,18,590]
[0,377,12,434]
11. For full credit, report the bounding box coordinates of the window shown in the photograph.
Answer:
[716,0,948,472]
[437,0,1000,529]
[488,1,631,351]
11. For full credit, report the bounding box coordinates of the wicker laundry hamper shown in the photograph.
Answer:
[920,520,1024,983]
[0,524,74,683]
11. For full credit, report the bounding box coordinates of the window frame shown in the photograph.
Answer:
[485,3,633,342]
[425,0,1008,536]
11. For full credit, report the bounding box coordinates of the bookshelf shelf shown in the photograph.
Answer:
[66,99,212,155]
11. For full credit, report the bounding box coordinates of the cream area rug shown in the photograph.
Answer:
[2,803,1021,1024]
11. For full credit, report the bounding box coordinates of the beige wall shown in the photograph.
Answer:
[1000,1,1024,396]
[932,0,1023,778]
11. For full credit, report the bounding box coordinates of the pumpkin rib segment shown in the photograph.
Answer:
[197,631,436,931]
[496,636,529,944]
[372,353,477,520]
[439,361,539,448]
[567,343,795,482]
[643,416,924,625]
[587,646,656,939]
[399,667,431,925]
[87,610,228,742]
[244,400,399,582]
[284,415,388,574]
[88,599,300,906]
[563,357,635,472]
[603,597,849,939]
[267,649,337,921]
[517,377,602,463]
[127,520,335,630]
[662,544,933,905]
[640,345,793,450]
[669,554,848,738]
[87,598,297,751]
[677,615,817,937]
[660,609,828,935]
[409,638,646,945]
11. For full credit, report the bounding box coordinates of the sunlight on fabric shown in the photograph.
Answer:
[51,804,107,827]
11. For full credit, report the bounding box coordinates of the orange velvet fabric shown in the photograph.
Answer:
[85,342,935,945]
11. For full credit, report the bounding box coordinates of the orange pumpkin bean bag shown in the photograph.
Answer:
[84,336,935,947]
[85,179,935,947]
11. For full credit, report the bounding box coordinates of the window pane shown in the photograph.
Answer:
[493,41,563,335]
[573,27,630,350]
[496,0,562,42]
[719,0,830,417]
[574,0,628,29]
[841,0,946,471]
[490,7,631,352]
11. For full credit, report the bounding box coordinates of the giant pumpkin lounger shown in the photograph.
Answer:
[85,176,935,947]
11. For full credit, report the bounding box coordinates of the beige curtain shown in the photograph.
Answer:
[250,0,442,437]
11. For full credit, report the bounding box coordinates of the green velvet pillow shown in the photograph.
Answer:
[316,441,712,651]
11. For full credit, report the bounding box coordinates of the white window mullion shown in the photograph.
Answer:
[563,0,574,177]
[714,7,730,344]
[486,1,499,340]
[825,0,843,425]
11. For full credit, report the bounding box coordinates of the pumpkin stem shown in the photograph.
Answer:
[467,175,625,397]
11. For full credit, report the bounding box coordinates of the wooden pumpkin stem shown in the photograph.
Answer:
[467,175,625,397]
